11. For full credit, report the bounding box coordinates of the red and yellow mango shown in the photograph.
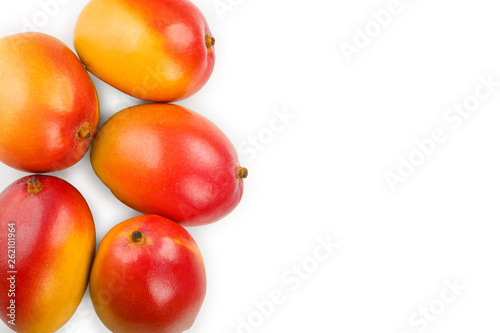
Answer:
[90,215,206,333]
[74,0,215,102]
[0,32,99,173]
[90,103,247,226]
[0,175,96,333]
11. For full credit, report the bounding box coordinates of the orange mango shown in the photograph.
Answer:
[90,103,247,226]
[0,32,99,173]
[74,0,215,102]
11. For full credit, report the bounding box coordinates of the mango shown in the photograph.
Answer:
[90,215,206,333]
[90,103,247,226]
[0,32,99,173]
[0,175,96,333]
[74,0,215,102]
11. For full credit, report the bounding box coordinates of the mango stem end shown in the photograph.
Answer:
[238,167,248,180]
[131,231,144,244]
[205,35,215,48]
[27,178,43,194]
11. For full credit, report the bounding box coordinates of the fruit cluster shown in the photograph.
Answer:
[0,1,247,332]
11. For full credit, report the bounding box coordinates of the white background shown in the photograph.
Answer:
[1,0,500,332]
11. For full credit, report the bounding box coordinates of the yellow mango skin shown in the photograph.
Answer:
[73,0,215,102]
[0,176,96,333]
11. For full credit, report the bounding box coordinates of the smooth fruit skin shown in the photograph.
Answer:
[90,215,206,333]
[90,103,246,226]
[73,0,215,102]
[0,175,96,333]
[0,32,99,173]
